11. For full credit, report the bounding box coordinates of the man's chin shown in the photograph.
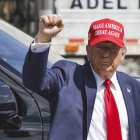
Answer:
[100,67,115,73]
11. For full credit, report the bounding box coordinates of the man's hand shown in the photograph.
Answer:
[36,14,64,43]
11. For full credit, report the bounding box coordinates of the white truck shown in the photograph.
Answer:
[41,0,140,75]
[50,0,140,63]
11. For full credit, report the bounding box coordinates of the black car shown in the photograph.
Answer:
[0,19,140,140]
[0,18,63,140]
[0,59,51,140]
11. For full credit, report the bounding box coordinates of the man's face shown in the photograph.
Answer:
[86,41,126,77]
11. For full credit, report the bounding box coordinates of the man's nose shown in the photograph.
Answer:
[102,47,110,57]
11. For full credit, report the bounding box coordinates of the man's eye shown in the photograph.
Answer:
[111,47,116,50]
[97,46,102,49]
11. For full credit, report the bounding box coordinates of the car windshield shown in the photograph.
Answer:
[0,29,28,73]
[0,17,62,74]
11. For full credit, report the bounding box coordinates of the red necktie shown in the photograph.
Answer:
[104,79,122,140]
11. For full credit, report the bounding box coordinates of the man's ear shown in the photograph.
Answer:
[86,45,91,53]
[86,45,90,60]
[120,47,127,61]
[86,45,89,52]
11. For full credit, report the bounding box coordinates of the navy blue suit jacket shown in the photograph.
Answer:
[23,47,140,140]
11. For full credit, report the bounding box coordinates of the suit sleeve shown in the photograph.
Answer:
[22,47,67,100]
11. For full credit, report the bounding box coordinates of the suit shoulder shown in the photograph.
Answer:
[117,71,140,85]
[52,60,79,69]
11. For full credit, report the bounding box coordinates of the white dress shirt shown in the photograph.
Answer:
[87,68,129,140]
[30,42,129,140]
[31,41,50,52]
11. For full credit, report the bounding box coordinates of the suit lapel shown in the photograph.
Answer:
[117,72,136,140]
[82,66,136,139]
[82,62,97,131]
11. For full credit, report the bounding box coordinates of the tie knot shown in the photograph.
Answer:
[104,79,112,88]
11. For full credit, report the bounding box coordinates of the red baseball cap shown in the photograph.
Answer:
[88,18,125,47]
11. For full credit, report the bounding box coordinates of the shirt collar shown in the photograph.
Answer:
[110,72,118,89]
[90,64,104,89]
[90,64,118,89]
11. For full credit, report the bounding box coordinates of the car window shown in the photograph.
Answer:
[0,28,62,73]
[0,29,28,73]
[0,67,43,139]
[0,19,64,74]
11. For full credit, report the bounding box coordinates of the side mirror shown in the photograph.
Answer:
[0,80,21,129]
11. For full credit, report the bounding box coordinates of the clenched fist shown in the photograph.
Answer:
[36,14,64,43]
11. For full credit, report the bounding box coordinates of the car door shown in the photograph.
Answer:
[0,65,43,140]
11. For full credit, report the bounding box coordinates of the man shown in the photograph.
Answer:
[23,14,140,140]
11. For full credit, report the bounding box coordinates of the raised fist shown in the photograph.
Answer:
[36,14,64,43]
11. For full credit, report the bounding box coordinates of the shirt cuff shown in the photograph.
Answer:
[30,39,51,53]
